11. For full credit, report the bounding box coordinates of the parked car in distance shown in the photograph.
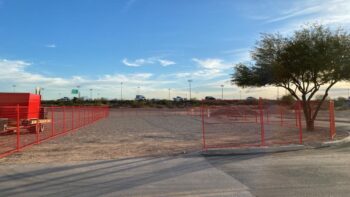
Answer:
[205,96,216,100]
[246,96,257,101]
[135,95,146,101]
[173,96,184,102]
[57,97,70,102]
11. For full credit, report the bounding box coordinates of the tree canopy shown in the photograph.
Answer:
[232,24,350,130]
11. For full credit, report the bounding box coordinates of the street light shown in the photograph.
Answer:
[77,85,81,98]
[188,79,193,100]
[220,85,224,100]
[137,86,140,95]
[12,85,16,92]
[277,86,280,100]
[89,88,93,100]
[40,88,45,100]
[168,88,171,100]
[120,82,123,100]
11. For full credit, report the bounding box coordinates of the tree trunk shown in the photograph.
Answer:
[306,118,315,131]
[301,96,315,131]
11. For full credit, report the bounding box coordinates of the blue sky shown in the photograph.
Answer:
[0,0,350,100]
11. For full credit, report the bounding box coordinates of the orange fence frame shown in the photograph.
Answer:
[329,100,336,140]
[0,106,109,159]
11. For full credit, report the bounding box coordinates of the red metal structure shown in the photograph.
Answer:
[200,98,336,150]
[0,93,41,119]
[0,93,109,159]
[0,93,50,133]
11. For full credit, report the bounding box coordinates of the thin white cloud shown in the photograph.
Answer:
[0,59,68,86]
[122,57,176,67]
[192,58,231,70]
[266,4,322,23]
[172,58,231,80]
[122,58,151,67]
[45,44,56,48]
[158,59,175,67]
[259,0,350,33]
[174,72,191,78]
[0,59,178,99]
[222,48,251,64]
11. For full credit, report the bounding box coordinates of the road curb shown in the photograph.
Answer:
[317,133,350,148]
[201,133,350,156]
[201,144,308,156]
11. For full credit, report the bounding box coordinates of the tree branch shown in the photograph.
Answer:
[311,80,337,121]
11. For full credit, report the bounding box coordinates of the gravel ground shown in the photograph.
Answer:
[0,109,203,164]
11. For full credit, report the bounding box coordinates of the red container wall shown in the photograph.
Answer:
[27,94,41,119]
[0,93,41,119]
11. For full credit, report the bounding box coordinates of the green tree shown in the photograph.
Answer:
[280,94,295,105]
[232,24,350,131]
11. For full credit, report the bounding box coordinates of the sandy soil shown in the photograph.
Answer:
[0,109,203,164]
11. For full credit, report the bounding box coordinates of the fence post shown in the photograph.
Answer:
[89,107,93,124]
[295,104,298,127]
[201,101,207,150]
[78,106,81,128]
[266,109,269,124]
[63,106,66,132]
[16,105,20,151]
[51,107,54,137]
[298,101,303,144]
[72,106,74,130]
[35,111,40,144]
[280,105,283,126]
[84,107,86,126]
[259,97,265,146]
[93,107,96,121]
[89,107,92,123]
[329,100,336,140]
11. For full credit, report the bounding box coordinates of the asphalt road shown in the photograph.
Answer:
[0,144,350,197]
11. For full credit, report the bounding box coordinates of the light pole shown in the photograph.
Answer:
[77,85,81,98]
[89,88,93,100]
[239,90,242,100]
[12,85,16,92]
[137,86,140,95]
[40,88,45,100]
[277,86,280,100]
[120,82,123,100]
[188,79,192,100]
[348,88,349,99]
[220,85,224,100]
[168,88,171,100]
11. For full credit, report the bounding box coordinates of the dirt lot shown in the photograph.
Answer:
[0,109,203,164]
[0,108,349,164]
